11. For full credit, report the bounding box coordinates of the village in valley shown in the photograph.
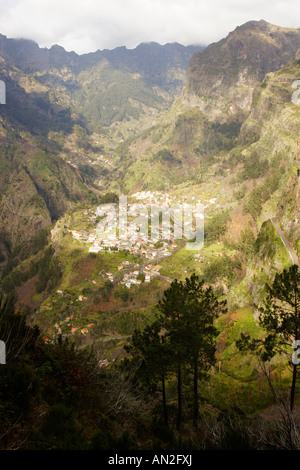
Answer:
[41,189,218,344]
[68,189,213,285]
[69,191,181,288]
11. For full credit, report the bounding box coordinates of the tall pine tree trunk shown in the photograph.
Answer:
[193,355,199,426]
[162,371,168,426]
[177,361,182,431]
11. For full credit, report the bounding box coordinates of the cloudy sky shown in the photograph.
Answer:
[0,0,300,54]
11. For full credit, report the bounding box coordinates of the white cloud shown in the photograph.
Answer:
[0,0,299,53]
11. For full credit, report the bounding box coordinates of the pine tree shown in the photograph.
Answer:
[182,274,226,425]
[124,320,172,425]
[237,265,300,411]
[158,279,188,430]
[259,265,300,411]
[158,274,226,428]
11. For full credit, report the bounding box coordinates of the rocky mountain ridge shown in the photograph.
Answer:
[185,20,300,122]
[0,34,201,92]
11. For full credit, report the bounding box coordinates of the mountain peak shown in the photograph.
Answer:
[186,20,300,121]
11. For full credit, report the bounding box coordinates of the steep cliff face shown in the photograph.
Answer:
[239,57,300,245]
[226,56,300,308]
[185,20,300,122]
[0,58,94,253]
[0,127,93,252]
[119,22,300,192]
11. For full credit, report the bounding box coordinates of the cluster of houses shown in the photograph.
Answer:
[194,253,206,262]
[131,190,217,208]
[44,189,221,344]
[45,305,95,341]
[100,260,163,288]
[71,207,177,259]
[131,190,173,205]
[70,187,217,258]
[121,270,142,289]
[67,190,219,296]
[143,264,162,281]
[119,263,162,289]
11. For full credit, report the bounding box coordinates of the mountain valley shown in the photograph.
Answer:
[1,19,300,449]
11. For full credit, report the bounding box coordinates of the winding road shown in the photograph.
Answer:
[270,217,299,266]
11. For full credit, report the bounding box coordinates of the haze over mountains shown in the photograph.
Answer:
[0,34,200,91]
